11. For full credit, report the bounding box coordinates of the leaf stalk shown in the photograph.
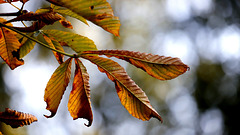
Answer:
[0,22,76,58]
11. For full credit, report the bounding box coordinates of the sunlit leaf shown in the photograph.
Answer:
[0,18,24,69]
[83,55,162,122]
[46,0,120,36]
[52,5,88,25]
[83,50,189,80]
[42,30,97,53]
[44,58,72,118]
[19,33,36,59]
[0,108,37,128]
[42,34,64,64]
[68,58,93,127]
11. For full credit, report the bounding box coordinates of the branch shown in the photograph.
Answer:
[0,22,76,58]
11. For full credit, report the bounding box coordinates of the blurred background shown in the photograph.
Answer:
[1,0,240,134]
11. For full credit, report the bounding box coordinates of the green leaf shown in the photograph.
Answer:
[19,33,36,59]
[44,58,72,118]
[83,55,162,122]
[46,0,120,36]
[42,29,97,53]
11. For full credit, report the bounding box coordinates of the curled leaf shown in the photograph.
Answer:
[44,58,72,118]
[0,108,37,128]
[83,55,163,122]
[68,58,93,127]
[82,50,189,80]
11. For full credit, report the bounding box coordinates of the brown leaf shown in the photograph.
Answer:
[44,58,72,118]
[83,55,163,122]
[83,50,189,80]
[68,58,93,127]
[0,18,24,70]
[4,12,62,25]
[0,108,37,128]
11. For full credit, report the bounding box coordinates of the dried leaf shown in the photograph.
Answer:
[0,108,37,128]
[4,12,62,25]
[0,18,24,69]
[44,58,72,118]
[46,0,120,36]
[19,33,36,59]
[83,50,189,80]
[83,55,162,122]
[68,58,92,127]
[43,34,64,64]
[42,30,97,53]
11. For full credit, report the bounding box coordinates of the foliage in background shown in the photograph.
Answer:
[0,0,189,132]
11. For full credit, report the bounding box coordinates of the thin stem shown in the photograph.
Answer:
[9,3,20,10]
[0,22,76,58]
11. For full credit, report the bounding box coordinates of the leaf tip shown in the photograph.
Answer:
[44,112,56,118]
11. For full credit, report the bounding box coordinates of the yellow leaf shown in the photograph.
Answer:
[46,0,120,36]
[83,55,162,122]
[43,34,64,64]
[0,18,24,70]
[83,50,189,80]
[44,58,72,118]
[42,30,97,53]
[68,58,92,127]
[0,108,37,128]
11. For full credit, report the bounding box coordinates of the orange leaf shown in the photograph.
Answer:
[83,50,189,80]
[68,58,93,127]
[83,55,162,122]
[44,58,72,118]
[43,34,64,64]
[0,18,24,70]
[0,108,37,128]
